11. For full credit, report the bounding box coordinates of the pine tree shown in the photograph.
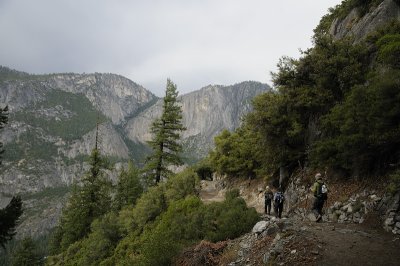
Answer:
[114,161,143,210]
[51,124,112,252]
[144,79,186,184]
[0,105,23,249]
[0,196,23,249]
[11,237,42,266]
[0,105,8,164]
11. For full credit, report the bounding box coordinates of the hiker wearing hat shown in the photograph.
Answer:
[264,186,274,215]
[311,173,328,222]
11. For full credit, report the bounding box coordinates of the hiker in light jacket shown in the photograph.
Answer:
[311,173,327,222]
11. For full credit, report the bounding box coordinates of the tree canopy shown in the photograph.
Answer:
[50,148,112,253]
[144,79,186,184]
[0,196,23,249]
[209,19,400,179]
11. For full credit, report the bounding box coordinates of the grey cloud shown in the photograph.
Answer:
[0,0,342,96]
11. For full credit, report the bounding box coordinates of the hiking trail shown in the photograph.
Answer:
[198,179,400,266]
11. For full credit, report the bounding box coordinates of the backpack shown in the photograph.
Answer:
[315,182,328,200]
[265,191,273,201]
[275,192,284,204]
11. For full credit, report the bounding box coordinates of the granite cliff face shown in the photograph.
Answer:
[0,68,156,194]
[125,81,269,159]
[329,0,400,42]
[0,67,268,236]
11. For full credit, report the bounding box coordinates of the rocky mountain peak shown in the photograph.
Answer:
[48,72,157,124]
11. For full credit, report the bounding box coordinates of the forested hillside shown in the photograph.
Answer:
[210,0,400,181]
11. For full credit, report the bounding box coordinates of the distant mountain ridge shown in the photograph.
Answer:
[0,66,269,236]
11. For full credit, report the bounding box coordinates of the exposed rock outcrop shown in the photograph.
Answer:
[125,81,269,158]
[329,0,400,42]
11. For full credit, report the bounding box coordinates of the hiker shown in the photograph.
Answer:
[264,186,274,215]
[311,173,328,222]
[274,187,284,218]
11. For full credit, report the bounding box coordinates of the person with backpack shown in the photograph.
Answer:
[264,186,274,215]
[311,173,328,222]
[274,187,284,218]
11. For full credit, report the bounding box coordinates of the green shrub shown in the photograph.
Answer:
[113,162,143,211]
[11,237,42,266]
[119,185,166,234]
[164,168,200,203]
[193,158,214,180]
[225,189,240,201]
[204,197,259,242]
[377,34,400,67]
[138,196,204,266]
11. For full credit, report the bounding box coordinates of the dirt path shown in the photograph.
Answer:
[309,218,400,266]
[274,211,400,266]
[199,180,400,265]
[199,180,225,203]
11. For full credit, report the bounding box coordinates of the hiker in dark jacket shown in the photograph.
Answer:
[274,187,284,218]
[264,186,273,215]
[311,173,327,222]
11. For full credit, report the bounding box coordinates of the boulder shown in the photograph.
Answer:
[385,217,395,226]
[333,201,342,210]
[252,221,269,234]
[263,224,279,236]
[308,213,317,222]
[369,194,381,202]
[347,205,354,213]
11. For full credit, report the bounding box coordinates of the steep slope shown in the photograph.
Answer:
[0,67,159,237]
[0,67,156,194]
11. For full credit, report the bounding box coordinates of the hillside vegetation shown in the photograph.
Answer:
[210,1,400,180]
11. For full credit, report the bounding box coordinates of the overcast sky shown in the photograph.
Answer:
[0,0,342,96]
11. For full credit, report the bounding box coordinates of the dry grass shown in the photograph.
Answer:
[218,242,239,266]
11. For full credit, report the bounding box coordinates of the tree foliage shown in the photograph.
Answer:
[11,237,42,266]
[113,162,143,211]
[144,79,186,184]
[210,127,265,178]
[0,106,24,250]
[48,164,258,265]
[312,70,400,174]
[209,20,400,179]
[0,196,23,249]
[0,105,8,164]
[50,148,112,253]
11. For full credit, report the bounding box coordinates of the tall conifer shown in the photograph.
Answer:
[0,105,23,249]
[0,105,8,165]
[144,79,186,184]
[51,122,111,252]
